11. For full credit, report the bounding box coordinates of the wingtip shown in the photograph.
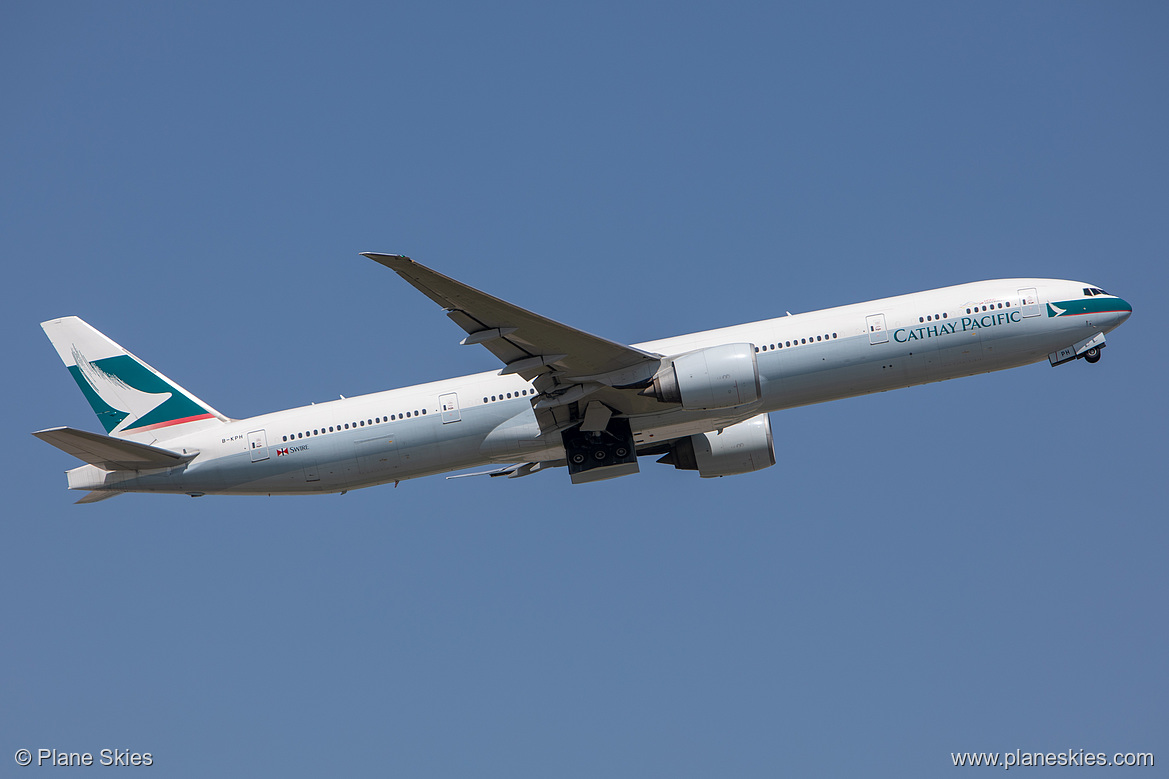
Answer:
[361,252,413,267]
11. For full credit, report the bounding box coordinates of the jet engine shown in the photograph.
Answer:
[642,343,761,410]
[656,413,775,477]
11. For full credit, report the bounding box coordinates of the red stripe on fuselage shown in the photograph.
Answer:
[130,413,216,432]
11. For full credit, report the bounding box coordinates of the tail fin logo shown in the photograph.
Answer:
[72,346,172,434]
[67,345,214,435]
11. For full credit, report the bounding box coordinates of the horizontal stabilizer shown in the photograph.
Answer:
[33,427,194,471]
[75,490,121,504]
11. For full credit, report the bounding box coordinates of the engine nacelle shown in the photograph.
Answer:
[643,342,761,410]
[657,413,775,478]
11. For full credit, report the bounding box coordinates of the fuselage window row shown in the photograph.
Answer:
[755,333,839,353]
[483,388,533,403]
[965,302,1010,314]
[279,409,427,442]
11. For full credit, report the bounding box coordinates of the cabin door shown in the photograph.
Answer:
[248,429,269,462]
[1019,288,1041,318]
[440,392,462,424]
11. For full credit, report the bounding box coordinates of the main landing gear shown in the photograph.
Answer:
[561,417,640,484]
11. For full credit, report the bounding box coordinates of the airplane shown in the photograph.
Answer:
[34,254,1132,501]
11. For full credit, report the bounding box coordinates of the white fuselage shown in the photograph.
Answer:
[73,277,1130,496]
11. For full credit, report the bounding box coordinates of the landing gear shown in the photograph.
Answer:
[562,417,640,484]
[1049,333,1107,367]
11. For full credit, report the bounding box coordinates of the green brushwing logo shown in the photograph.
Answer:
[68,348,209,433]
[1047,298,1126,318]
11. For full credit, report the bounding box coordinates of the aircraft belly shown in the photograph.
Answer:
[759,326,1055,412]
[202,451,320,493]
[936,329,983,370]
[480,405,547,460]
[354,432,401,477]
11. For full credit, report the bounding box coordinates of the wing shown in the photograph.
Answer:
[363,253,668,434]
[363,253,659,379]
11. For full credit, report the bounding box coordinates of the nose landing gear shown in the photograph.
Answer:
[1049,332,1107,367]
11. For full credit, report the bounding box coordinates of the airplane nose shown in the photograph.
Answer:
[1116,297,1132,323]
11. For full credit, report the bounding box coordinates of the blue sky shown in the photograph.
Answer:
[3,3,1166,776]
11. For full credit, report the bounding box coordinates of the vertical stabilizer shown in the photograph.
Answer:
[41,317,229,441]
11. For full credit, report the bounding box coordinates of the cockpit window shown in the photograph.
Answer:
[1084,287,1110,296]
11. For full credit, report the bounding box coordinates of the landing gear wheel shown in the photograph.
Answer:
[1084,347,1101,364]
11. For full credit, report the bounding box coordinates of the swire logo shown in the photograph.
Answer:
[277,445,308,456]
[277,448,290,456]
